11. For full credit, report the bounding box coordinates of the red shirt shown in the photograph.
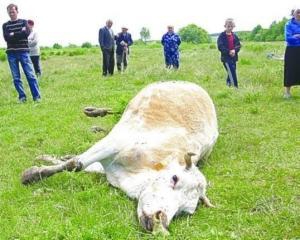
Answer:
[226,33,234,50]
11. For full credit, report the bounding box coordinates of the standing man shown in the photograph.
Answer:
[161,25,181,69]
[115,27,133,72]
[2,4,41,103]
[99,19,115,76]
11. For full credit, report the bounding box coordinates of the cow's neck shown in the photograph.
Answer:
[105,163,159,199]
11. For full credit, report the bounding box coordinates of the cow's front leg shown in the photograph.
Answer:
[36,154,76,165]
[21,158,82,185]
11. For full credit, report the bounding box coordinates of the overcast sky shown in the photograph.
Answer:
[0,0,298,47]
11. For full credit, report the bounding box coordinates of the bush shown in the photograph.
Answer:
[0,51,6,61]
[53,43,62,49]
[179,24,211,44]
[209,44,216,49]
[81,42,92,48]
[68,44,78,48]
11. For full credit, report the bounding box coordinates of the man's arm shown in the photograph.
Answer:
[98,28,104,48]
[10,20,30,40]
[127,33,133,46]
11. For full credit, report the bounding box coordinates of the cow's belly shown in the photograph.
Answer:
[106,123,217,172]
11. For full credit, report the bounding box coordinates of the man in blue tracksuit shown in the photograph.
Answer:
[217,18,241,88]
[161,25,181,69]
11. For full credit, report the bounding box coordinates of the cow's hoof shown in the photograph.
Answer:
[21,166,42,185]
[91,126,106,133]
[84,107,113,117]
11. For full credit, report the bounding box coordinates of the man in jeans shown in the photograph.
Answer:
[2,3,41,103]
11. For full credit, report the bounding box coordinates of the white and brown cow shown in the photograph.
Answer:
[22,81,218,235]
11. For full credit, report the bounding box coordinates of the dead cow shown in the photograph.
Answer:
[21,81,219,235]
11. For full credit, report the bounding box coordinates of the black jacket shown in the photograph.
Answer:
[217,31,241,62]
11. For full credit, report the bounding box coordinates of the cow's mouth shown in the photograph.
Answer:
[139,210,169,235]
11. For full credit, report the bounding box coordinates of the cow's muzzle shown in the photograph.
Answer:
[139,210,169,235]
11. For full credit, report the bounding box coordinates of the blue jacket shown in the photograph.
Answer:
[161,32,181,53]
[285,18,300,46]
[217,31,241,62]
[98,26,115,49]
[115,32,133,55]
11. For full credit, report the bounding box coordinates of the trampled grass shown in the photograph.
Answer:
[0,42,299,239]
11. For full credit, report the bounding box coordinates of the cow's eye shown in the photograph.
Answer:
[172,175,179,185]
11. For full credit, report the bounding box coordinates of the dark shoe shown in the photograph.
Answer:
[19,98,27,103]
[34,98,41,103]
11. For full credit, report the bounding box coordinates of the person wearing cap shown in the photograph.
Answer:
[115,26,133,72]
[2,4,41,103]
[99,19,115,76]
[27,20,42,77]
[161,25,181,69]
[283,7,300,98]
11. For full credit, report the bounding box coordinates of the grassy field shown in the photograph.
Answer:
[0,42,299,239]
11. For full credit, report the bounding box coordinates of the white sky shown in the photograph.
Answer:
[0,0,298,47]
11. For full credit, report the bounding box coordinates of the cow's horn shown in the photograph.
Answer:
[184,152,196,170]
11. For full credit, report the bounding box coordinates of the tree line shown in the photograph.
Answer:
[237,17,288,42]
[140,17,289,44]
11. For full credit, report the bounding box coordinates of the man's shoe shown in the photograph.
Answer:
[34,98,41,103]
[19,98,27,103]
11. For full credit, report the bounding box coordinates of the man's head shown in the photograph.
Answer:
[27,19,34,31]
[106,19,113,28]
[121,27,128,33]
[7,4,18,21]
[167,25,174,34]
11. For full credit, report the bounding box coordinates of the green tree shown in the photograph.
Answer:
[140,27,150,43]
[178,24,211,44]
[53,43,62,49]
[248,18,288,42]
[81,42,92,48]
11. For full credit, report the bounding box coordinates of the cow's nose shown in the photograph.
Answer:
[139,212,154,232]
[139,211,169,235]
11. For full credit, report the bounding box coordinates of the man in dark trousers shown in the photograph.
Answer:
[2,3,41,103]
[98,19,115,76]
[115,27,133,72]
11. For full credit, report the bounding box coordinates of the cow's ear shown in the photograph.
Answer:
[184,152,196,170]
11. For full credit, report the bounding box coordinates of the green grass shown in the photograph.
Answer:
[0,42,299,239]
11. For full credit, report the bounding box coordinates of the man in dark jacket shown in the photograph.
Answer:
[99,20,115,76]
[115,27,133,72]
[217,18,241,88]
[2,3,41,103]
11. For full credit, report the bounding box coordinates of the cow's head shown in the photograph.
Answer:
[137,153,213,235]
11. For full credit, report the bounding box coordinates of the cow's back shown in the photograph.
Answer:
[122,81,217,133]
